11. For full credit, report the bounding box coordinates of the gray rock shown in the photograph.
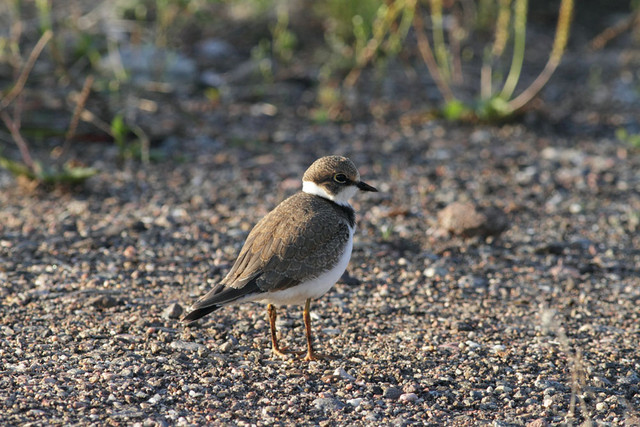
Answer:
[438,201,509,237]
[383,386,402,400]
[162,303,183,319]
[88,295,118,309]
[313,397,344,412]
[169,340,207,352]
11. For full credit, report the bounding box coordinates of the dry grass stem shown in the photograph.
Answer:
[589,9,640,51]
[0,110,35,170]
[0,29,53,111]
[413,7,454,102]
[61,74,95,156]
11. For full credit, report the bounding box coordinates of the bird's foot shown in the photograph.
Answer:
[271,346,299,359]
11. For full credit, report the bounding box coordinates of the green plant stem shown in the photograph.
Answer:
[131,124,150,165]
[499,0,527,101]
[430,0,451,82]
[345,0,414,87]
[481,0,512,100]
[508,0,573,112]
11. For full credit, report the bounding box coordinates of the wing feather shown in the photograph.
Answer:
[185,192,353,322]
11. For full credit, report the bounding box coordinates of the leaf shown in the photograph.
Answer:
[0,156,36,179]
[442,100,472,121]
[0,155,96,185]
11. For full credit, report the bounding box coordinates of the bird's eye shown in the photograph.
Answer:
[333,173,348,184]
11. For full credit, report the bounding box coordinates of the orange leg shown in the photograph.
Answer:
[303,298,332,361]
[267,303,294,359]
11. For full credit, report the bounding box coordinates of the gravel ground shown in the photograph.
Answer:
[2,121,639,426]
[2,16,640,427]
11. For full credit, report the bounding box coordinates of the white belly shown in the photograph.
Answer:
[256,228,354,306]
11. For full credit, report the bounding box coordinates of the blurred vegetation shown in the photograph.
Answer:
[0,0,637,185]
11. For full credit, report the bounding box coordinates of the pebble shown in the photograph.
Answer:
[398,393,418,403]
[437,201,509,237]
[458,275,488,289]
[162,303,184,319]
[219,339,235,352]
[383,386,402,400]
[169,341,207,352]
[423,266,447,278]
[346,398,363,407]
[1,51,637,427]
[543,396,555,408]
[88,295,118,309]
[333,367,355,381]
[465,340,481,349]
[596,402,608,411]
[470,390,483,400]
[313,397,345,411]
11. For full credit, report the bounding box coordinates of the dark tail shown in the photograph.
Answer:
[181,304,221,323]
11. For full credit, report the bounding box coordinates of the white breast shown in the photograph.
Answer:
[255,225,355,306]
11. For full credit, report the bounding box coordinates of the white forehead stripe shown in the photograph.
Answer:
[302,180,356,207]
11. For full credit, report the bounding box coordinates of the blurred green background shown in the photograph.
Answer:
[0,0,638,185]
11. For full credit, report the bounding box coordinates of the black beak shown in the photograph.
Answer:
[357,180,378,192]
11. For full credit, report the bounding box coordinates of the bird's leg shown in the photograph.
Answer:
[302,298,320,361]
[267,303,290,358]
[302,298,336,361]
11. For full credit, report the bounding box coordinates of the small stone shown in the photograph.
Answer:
[162,303,184,320]
[470,390,483,400]
[170,340,206,352]
[123,245,137,259]
[364,412,379,422]
[618,371,640,385]
[534,242,565,255]
[495,384,512,394]
[368,384,383,396]
[219,339,235,352]
[313,397,345,411]
[148,394,162,405]
[403,383,421,394]
[88,295,118,309]
[455,321,476,332]
[398,393,418,403]
[383,386,402,400]
[458,275,488,289]
[334,367,355,381]
[423,266,447,278]
[101,372,115,381]
[346,398,363,407]
[595,402,608,411]
[592,376,612,387]
[438,201,509,238]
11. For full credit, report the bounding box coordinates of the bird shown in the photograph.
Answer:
[182,155,377,361]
